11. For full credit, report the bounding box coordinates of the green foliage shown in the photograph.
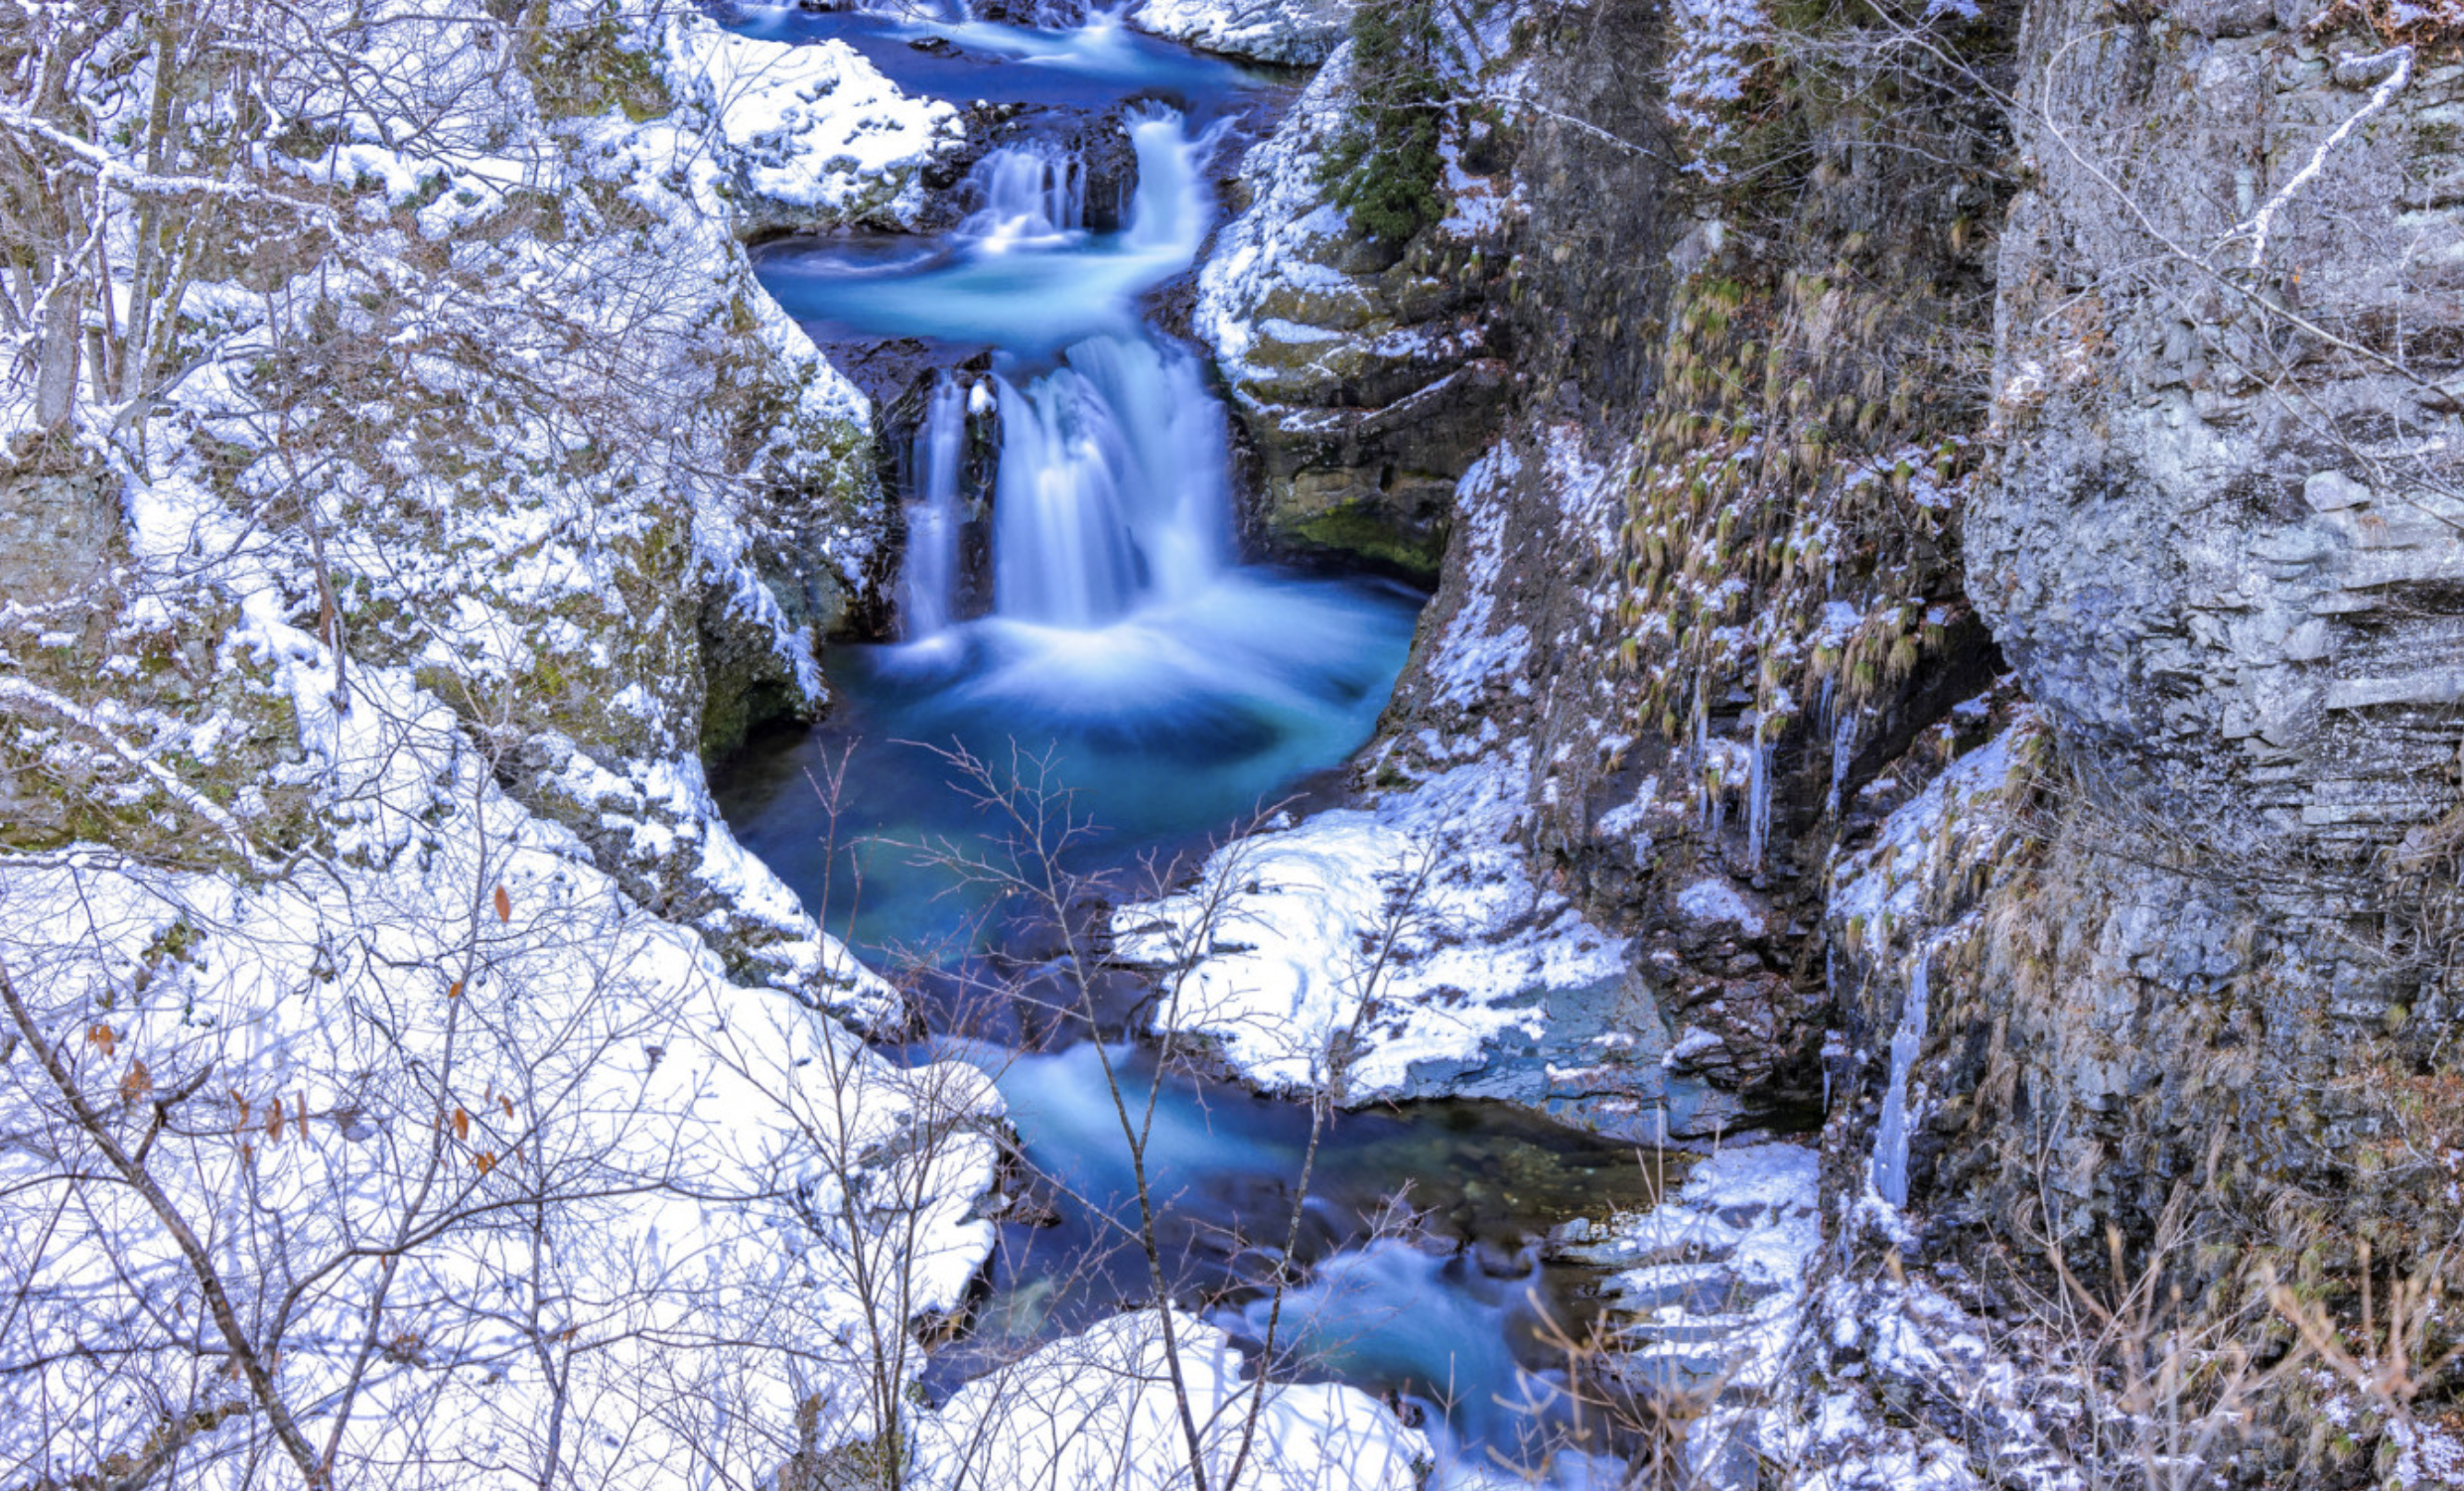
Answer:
[1318,0,1447,245]
[525,9,673,124]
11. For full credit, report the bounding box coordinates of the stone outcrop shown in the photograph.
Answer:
[0,9,900,1019]
[1975,0,2464,863]
[1129,0,1355,65]
[1291,0,2022,1135]
[1195,41,1521,583]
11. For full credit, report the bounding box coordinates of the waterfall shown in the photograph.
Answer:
[872,109,1230,634]
[1120,110,1218,261]
[898,374,970,640]
[1869,942,1934,1208]
[957,142,1085,249]
[990,336,1227,627]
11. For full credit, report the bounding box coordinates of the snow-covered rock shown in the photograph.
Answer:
[1129,0,1357,65]
[666,15,965,229]
[1194,25,1525,578]
[1113,748,1629,1102]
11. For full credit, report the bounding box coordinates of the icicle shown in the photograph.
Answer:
[1827,711,1856,818]
[1745,721,1772,872]
[1869,941,1934,1208]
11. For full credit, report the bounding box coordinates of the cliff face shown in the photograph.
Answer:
[1826,0,2464,1429]
[1204,0,2020,1132]
[1207,0,2463,1471]
[1980,0,2464,856]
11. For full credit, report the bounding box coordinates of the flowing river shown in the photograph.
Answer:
[712,8,1667,1482]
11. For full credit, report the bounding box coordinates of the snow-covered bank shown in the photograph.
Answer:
[1112,746,1628,1100]
[0,1,1010,1482]
[0,0,957,1010]
[1129,0,1357,65]
[668,13,965,228]
[0,656,1001,1487]
[915,1308,1431,1490]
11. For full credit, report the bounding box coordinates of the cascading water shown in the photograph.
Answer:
[957,142,1085,249]
[719,24,1633,1488]
[990,337,1226,626]
[898,374,970,640]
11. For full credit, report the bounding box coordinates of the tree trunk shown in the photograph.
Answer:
[34,279,81,430]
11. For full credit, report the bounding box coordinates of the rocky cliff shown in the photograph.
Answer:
[0,3,938,1017]
[1197,0,2464,1476]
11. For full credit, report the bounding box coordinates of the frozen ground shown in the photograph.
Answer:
[917,1307,1431,1490]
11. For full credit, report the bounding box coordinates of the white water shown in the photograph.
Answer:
[759,114,1219,351]
[958,142,1086,249]
[1869,943,1934,1207]
[991,337,1227,626]
[899,374,971,639]
[738,48,1603,1488]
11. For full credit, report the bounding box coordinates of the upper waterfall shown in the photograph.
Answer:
[991,336,1227,627]
[753,113,1219,352]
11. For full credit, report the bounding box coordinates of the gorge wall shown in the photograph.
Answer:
[1197,0,2464,1474]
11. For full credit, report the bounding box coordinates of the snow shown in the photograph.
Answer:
[914,1307,1431,1490]
[667,16,961,222]
[1130,0,1357,66]
[1830,725,2024,933]
[1193,6,1530,392]
[1782,1275,2087,1491]
[1426,445,1535,710]
[1113,747,1627,1100]
[0,660,998,1489]
[1193,47,1370,385]
[1676,875,1765,935]
[1666,0,1771,177]
[0,4,974,1482]
[1572,1143,1822,1413]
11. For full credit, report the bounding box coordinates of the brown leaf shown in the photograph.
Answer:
[448,980,463,1000]
[452,1107,470,1142]
[475,1152,495,1175]
[492,884,510,922]
[266,1097,284,1143]
[86,1024,116,1057]
[120,1059,152,1103]
[499,1095,514,1119]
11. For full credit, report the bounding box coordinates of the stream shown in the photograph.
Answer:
[711,8,1668,1483]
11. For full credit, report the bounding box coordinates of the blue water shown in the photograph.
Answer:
[716,574,1419,958]
[711,1,1278,112]
[712,7,1670,1483]
[914,1037,1664,1482]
